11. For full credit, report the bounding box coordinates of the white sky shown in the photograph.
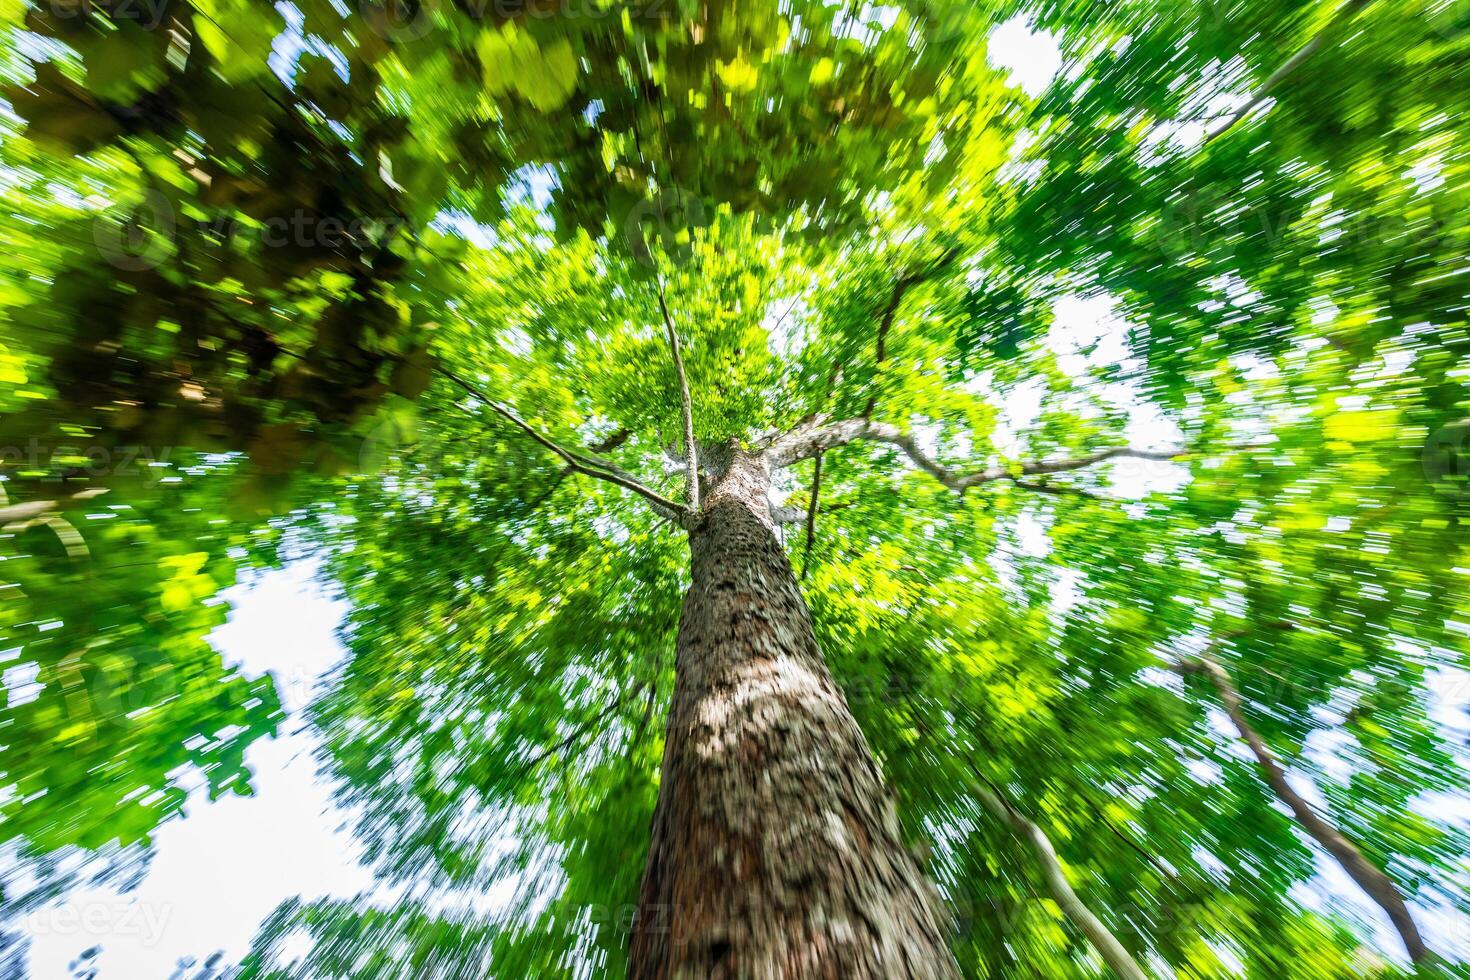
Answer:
[989,16,1064,97]
[21,563,378,978]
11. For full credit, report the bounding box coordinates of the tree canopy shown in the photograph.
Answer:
[2,0,1469,976]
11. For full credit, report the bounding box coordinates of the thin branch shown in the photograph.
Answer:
[861,276,916,418]
[861,247,961,418]
[1011,480,1105,501]
[767,290,806,346]
[800,452,824,580]
[1205,0,1373,144]
[766,416,1189,491]
[1174,638,1433,964]
[437,367,685,522]
[627,677,659,760]
[1061,775,1177,883]
[512,682,649,780]
[654,277,700,514]
[522,465,574,514]
[968,766,1150,980]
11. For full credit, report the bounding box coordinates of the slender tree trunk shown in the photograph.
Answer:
[630,449,961,979]
[971,780,1150,980]
[1183,656,1433,965]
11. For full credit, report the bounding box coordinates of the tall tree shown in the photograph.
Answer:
[2,0,1468,977]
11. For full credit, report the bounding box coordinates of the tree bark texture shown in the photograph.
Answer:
[630,449,961,980]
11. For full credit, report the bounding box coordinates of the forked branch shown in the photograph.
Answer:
[766,417,1186,491]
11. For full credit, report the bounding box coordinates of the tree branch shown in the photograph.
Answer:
[861,277,916,419]
[766,416,1186,491]
[1010,480,1105,501]
[590,427,632,454]
[1174,642,1433,964]
[512,681,649,780]
[0,488,108,525]
[968,768,1150,980]
[438,367,685,523]
[625,676,660,763]
[861,247,960,418]
[654,277,699,515]
[1205,0,1373,144]
[1061,775,1177,883]
[800,452,824,580]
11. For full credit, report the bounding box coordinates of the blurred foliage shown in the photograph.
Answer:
[1,0,1468,976]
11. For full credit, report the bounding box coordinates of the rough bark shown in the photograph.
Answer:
[971,780,1150,980]
[630,448,961,980]
[1181,655,1433,965]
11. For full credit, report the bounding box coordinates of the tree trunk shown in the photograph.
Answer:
[1185,656,1434,965]
[630,449,961,979]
